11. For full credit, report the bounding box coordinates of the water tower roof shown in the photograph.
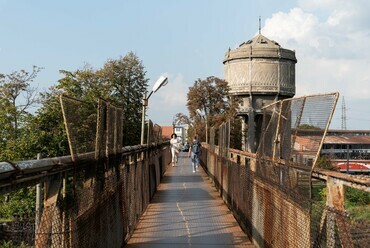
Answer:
[224,34,297,63]
[239,34,280,49]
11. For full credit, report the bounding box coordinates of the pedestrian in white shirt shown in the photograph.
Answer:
[170,133,180,166]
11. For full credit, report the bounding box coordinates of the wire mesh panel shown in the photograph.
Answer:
[257,93,338,168]
[60,95,98,160]
[201,92,370,247]
[153,124,162,145]
[255,93,339,197]
[146,120,154,145]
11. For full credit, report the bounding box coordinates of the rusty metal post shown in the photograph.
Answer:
[141,95,147,145]
[35,153,42,238]
[346,144,350,174]
[62,173,67,248]
[35,174,62,248]
[326,176,354,248]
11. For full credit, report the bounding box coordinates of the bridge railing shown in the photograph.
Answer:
[0,95,171,247]
[201,93,370,248]
[0,143,170,247]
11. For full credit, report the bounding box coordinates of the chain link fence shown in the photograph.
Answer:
[0,95,170,247]
[201,92,370,247]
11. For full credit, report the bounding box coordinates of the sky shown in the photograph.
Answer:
[0,0,369,130]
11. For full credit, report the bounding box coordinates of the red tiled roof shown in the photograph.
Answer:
[294,136,321,151]
[324,135,370,144]
[161,126,173,139]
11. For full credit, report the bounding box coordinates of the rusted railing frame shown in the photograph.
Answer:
[205,146,369,247]
[0,142,169,193]
[0,141,170,248]
[228,148,370,192]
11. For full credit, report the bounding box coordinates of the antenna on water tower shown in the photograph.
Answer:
[259,16,261,34]
[341,96,347,130]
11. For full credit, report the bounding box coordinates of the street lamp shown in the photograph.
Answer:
[196,109,208,144]
[141,76,168,145]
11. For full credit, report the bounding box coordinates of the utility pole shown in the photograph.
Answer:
[341,96,347,130]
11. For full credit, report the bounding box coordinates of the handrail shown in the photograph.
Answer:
[0,141,169,190]
[227,147,370,192]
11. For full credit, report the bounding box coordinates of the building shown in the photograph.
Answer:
[161,125,189,144]
[293,130,370,174]
[224,32,297,152]
[173,124,189,144]
[161,126,173,140]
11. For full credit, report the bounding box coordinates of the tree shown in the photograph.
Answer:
[0,66,42,138]
[57,64,105,101]
[187,76,238,142]
[299,124,321,130]
[28,87,70,158]
[173,113,191,126]
[53,52,148,147]
[315,156,337,170]
[0,66,42,160]
[98,52,148,145]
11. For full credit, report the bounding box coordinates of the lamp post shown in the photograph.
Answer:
[196,109,208,144]
[141,76,168,145]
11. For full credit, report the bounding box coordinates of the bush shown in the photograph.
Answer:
[345,187,370,206]
[0,187,36,221]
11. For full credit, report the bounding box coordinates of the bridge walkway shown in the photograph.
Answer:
[126,152,254,248]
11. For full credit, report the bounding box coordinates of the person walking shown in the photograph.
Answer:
[170,133,180,166]
[188,136,201,172]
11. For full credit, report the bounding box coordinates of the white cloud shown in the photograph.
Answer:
[261,0,370,129]
[146,73,189,125]
[261,1,370,102]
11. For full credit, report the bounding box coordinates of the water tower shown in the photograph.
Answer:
[223,32,297,152]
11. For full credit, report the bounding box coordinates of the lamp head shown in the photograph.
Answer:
[152,76,168,92]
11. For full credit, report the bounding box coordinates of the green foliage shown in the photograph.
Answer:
[29,88,69,157]
[0,66,43,161]
[187,76,238,142]
[0,241,13,248]
[317,186,370,220]
[345,187,370,206]
[318,187,327,203]
[345,205,370,220]
[56,52,148,146]
[0,241,32,248]
[99,52,149,146]
[299,124,321,130]
[0,187,36,221]
[0,53,149,227]
[315,156,336,170]
[345,187,370,220]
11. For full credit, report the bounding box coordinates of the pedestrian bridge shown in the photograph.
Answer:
[0,93,369,247]
[126,153,253,247]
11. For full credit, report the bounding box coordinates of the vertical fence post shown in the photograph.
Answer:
[326,176,353,247]
[35,153,42,237]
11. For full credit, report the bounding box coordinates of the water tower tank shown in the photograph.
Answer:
[223,34,297,152]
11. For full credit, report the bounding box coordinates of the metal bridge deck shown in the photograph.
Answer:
[126,153,254,248]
